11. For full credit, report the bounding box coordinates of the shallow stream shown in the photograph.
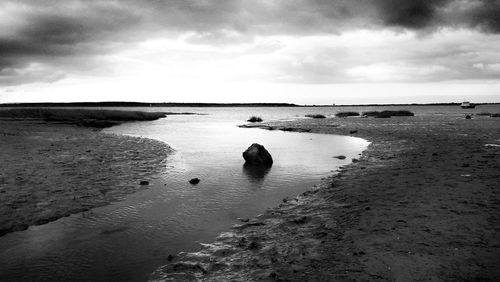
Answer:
[0,107,368,281]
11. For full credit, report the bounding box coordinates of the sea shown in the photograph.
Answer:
[0,104,498,281]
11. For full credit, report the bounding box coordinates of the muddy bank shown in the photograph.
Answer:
[0,120,171,236]
[152,114,500,281]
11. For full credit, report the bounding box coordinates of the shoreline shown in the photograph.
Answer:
[152,114,500,281]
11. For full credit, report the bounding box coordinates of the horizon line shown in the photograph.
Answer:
[1,101,499,107]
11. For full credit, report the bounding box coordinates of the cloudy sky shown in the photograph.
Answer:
[1,0,499,104]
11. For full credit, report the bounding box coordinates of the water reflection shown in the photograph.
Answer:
[242,163,272,185]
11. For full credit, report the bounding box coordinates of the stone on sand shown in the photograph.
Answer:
[189,178,200,185]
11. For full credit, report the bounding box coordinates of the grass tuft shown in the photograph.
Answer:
[362,110,414,118]
[247,116,263,122]
[305,114,326,119]
[335,111,360,118]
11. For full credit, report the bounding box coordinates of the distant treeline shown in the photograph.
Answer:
[0,102,299,107]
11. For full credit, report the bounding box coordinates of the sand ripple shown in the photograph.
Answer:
[0,120,171,236]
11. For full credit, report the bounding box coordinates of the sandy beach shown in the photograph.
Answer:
[0,118,171,236]
[152,113,500,281]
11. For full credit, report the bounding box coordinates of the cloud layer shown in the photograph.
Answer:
[1,0,500,87]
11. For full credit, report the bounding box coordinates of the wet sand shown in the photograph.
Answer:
[152,114,500,281]
[0,119,171,236]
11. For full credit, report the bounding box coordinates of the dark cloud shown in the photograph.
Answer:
[467,0,500,33]
[377,0,451,29]
[1,0,499,86]
[371,0,500,32]
[0,1,141,84]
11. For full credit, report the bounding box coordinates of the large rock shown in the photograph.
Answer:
[242,143,273,166]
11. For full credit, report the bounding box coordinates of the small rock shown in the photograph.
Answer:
[465,115,472,119]
[139,180,149,185]
[349,130,358,134]
[238,218,250,222]
[334,155,346,160]
[352,158,359,162]
[189,178,200,185]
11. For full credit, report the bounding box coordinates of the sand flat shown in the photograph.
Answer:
[152,114,500,281]
[0,120,171,236]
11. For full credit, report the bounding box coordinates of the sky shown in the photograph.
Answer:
[0,0,499,104]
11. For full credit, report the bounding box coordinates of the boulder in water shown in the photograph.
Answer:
[242,143,273,166]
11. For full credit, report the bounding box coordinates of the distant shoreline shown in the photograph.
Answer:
[1,101,499,108]
[0,102,299,108]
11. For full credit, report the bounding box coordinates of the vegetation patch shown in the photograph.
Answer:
[247,116,263,122]
[362,110,414,118]
[0,108,167,128]
[477,112,500,117]
[305,114,326,119]
[335,111,360,118]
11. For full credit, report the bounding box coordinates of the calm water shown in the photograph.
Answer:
[0,107,369,281]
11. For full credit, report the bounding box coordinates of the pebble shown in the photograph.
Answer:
[189,178,200,185]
